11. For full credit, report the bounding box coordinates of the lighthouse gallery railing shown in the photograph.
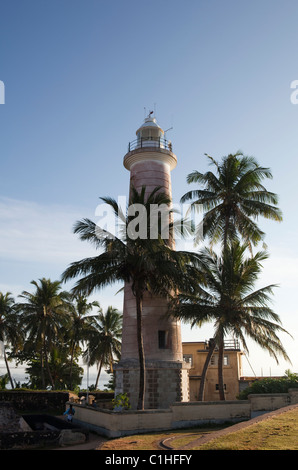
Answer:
[127,137,173,153]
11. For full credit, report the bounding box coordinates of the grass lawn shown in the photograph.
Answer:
[100,424,232,451]
[197,407,298,450]
[101,407,298,451]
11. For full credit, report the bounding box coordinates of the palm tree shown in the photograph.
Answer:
[62,186,198,409]
[181,152,282,250]
[68,295,100,390]
[85,306,122,389]
[17,278,71,389]
[0,292,22,388]
[172,241,291,400]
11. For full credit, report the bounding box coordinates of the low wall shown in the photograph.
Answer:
[71,388,298,438]
[72,405,173,438]
[171,400,251,428]
[249,388,298,417]
[0,391,70,413]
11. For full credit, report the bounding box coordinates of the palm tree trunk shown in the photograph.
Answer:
[43,341,55,389]
[69,340,75,390]
[40,338,46,389]
[136,293,145,410]
[3,348,14,389]
[198,338,216,401]
[95,359,103,389]
[223,213,229,251]
[218,338,225,400]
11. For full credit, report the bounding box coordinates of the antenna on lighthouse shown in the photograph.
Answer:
[164,126,173,139]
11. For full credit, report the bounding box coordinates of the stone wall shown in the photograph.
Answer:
[114,360,190,409]
[0,402,28,432]
[0,391,70,413]
[71,388,298,438]
[0,406,89,450]
[0,429,61,450]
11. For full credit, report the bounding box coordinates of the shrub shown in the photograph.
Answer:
[238,371,298,400]
[112,393,131,411]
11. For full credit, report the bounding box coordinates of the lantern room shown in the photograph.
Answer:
[127,113,172,152]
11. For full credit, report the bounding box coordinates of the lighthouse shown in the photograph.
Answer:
[114,113,190,409]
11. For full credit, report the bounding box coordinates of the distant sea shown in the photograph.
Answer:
[0,364,111,391]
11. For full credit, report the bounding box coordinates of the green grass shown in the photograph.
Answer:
[100,424,231,451]
[101,408,298,450]
[197,407,298,450]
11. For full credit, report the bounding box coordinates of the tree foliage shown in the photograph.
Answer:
[238,371,298,399]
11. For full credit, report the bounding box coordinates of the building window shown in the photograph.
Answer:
[158,330,168,349]
[216,384,227,390]
[211,355,229,366]
[183,354,193,367]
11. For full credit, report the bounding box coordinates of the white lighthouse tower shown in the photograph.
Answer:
[114,113,190,409]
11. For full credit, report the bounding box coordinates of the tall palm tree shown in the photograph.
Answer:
[62,186,198,409]
[172,242,291,400]
[68,295,100,390]
[85,306,122,389]
[0,292,22,388]
[17,278,71,389]
[181,152,282,250]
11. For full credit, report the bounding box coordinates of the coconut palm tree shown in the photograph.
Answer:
[17,278,71,389]
[181,152,282,250]
[84,306,122,389]
[67,295,100,390]
[172,241,291,400]
[0,292,22,388]
[62,186,198,409]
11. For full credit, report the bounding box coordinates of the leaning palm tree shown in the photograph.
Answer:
[181,152,282,250]
[85,306,122,389]
[0,292,22,388]
[17,278,71,389]
[62,186,198,409]
[67,295,100,390]
[172,241,291,400]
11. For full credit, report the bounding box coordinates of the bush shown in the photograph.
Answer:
[238,371,298,399]
[112,393,131,411]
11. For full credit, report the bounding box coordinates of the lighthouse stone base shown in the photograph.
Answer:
[114,359,190,410]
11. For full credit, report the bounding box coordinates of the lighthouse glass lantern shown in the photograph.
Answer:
[128,113,172,152]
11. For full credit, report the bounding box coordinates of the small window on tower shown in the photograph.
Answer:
[158,330,168,349]
[183,354,193,367]
[216,384,227,391]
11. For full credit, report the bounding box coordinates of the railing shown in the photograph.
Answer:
[205,339,241,350]
[127,136,173,153]
[223,339,240,350]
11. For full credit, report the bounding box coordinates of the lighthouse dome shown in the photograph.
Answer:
[134,114,165,150]
[136,115,164,136]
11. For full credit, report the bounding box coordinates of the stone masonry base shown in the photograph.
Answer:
[114,360,190,410]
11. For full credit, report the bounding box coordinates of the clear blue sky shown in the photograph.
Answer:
[1,0,298,377]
